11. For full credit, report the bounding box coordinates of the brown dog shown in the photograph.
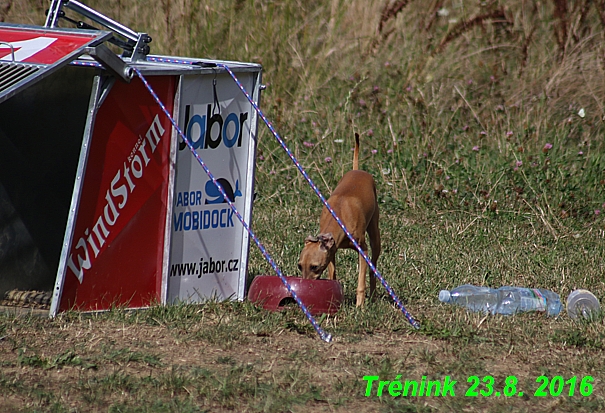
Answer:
[298,133,380,306]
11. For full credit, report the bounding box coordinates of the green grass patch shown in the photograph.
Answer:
[3,0,605,411]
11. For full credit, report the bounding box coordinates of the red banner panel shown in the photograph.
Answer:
[59,76,175,311]
[0,27,99,64]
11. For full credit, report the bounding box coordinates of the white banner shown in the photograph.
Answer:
[168,72,257,302]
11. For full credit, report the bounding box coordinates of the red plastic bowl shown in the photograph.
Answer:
[248,275,344,315]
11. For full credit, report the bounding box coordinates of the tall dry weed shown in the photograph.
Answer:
[3,0,605,139]
[0,1,11,23]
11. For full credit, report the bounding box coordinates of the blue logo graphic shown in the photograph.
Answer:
[180,104,249,151]
[205,178,242,204]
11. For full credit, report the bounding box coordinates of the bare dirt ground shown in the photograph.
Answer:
[1,303,603,413]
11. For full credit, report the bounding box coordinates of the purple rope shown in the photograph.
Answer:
[71,60,102,67]
[146,56,201,65]
[217,63,420,330]
[133,67,333,343]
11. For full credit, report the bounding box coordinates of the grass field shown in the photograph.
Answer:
[2,0,605,411]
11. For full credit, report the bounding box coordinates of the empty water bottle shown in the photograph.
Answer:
[439,284,562,316]
[438,285,499,314]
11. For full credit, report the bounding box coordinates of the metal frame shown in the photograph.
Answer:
[50,74,107,317]
[160,75,182,305]
[237,69,262,298]
[45,0,151,61]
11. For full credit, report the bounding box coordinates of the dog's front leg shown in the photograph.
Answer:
[327,259,336,280]
[356,248,368,307]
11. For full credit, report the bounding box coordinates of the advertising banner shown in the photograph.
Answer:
[169,72,257,303]
[0,23,111,104]
[0,26,102,64]
[57,75,176,312]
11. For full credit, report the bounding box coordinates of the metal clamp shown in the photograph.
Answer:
[85,44,133,82]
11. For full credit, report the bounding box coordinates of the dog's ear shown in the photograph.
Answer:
[317,233,335,251]
[304,235,319,245]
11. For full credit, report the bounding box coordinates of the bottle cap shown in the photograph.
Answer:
[566,290,600,321]
[439,290,451,303]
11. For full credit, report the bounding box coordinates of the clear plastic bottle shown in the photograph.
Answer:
[439,285,562,316]
[438,285,499,314]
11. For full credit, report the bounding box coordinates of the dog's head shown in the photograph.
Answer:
[298,233,335,279]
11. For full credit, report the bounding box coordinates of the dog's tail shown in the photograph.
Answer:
[353,132,360,170]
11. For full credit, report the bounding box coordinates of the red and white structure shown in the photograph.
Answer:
[0,2,261,315]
